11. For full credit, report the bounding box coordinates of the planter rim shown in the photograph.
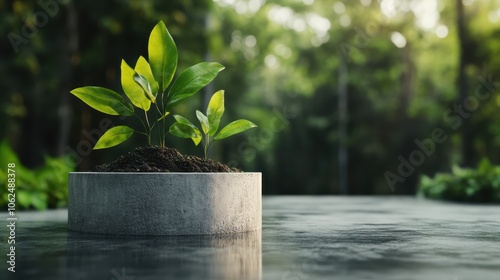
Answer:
[69,172,261,175]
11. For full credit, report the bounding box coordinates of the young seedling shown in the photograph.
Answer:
[169,90,257,159]
[69,21,224,149]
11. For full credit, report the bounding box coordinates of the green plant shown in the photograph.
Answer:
[70,21,224,149]
[169,90,257,159]
[0,141,74,210]
[417,158,500,203]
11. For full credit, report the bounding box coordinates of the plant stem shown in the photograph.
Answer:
[134,112,150,145]
[134,131,149,137]
[134,113,147,132]
[204,134,210,159]
[144,110,151,145]
[160,92,167,147]
[154,102,163,147]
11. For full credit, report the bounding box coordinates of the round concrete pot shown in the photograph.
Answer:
[68,172,261,235]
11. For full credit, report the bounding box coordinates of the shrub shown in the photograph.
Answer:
[0,141,74,210]
[417,158,500,203]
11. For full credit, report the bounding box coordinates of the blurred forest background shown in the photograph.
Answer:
[1,0,500,208]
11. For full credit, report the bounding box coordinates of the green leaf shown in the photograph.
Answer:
[121,60,151,111]
[478,157,492,174]
[148,21,177,93]
[133,72,155,103]
[207,90,225,136]
[214,120,257,140]
[30,192,48,210]
[169,122,197,138]
[16,190,32,209]
[172,115,203,145]
[196,110,209,134]
[70,86,134,116]
[169,122,202,146]
[173,114,197,128]
[94,126,134,149]
[167,62,225,109]
[135,56,159,98]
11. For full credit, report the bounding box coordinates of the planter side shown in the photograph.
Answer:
[68,172,261,235]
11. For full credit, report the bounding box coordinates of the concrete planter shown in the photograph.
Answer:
[68,172,261,235]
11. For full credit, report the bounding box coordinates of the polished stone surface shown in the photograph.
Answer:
[1,196,499,280]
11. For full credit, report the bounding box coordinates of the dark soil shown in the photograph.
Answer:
[91,146,240,173]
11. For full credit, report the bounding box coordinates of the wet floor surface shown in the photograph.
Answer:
[1,196,499,280]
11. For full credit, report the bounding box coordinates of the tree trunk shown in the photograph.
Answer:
[456,0,474,167]
[57,2,79,157]
[18,81,44,168]
[400,44,415,195]
[338,55,348,194]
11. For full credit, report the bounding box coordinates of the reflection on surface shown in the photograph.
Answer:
[5,198,500,280]
[66,230,262,280]
[208,232,262,280]
[4,218,261,280]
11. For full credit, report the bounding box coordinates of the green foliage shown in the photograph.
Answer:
[417,158,500,203]
[70,86,135,116]
[70,21,224,149]
[149,20,178,93]
[120,59,153,110]
[214,120,257,140]
[94,126,135,150]
[169,90,257,159]
[0,141,74,210]
[167,62,225,109]
[4,0,500,195]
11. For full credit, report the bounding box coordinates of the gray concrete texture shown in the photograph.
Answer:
[68,172,262,235]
